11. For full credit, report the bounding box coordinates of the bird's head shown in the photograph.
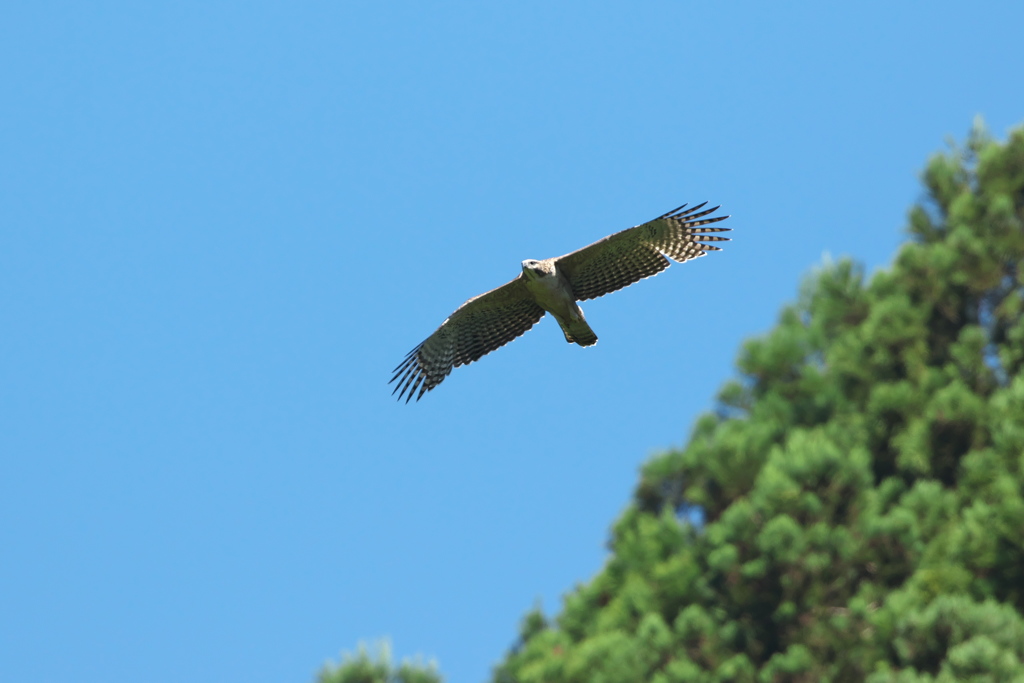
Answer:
[521,259,554,281]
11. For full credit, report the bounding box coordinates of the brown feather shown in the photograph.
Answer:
[555,203,730,301]
[390,277,546,402]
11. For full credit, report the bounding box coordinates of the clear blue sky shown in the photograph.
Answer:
[3,2,1023,682]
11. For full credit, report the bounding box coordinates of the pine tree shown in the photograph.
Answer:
[318,641,442,683]
[493,122,1024,682]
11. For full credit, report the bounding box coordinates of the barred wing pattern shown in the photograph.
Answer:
[390,278,546,402]
[555,203,730,301]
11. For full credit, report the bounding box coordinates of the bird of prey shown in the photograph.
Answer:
[390,202,730,402]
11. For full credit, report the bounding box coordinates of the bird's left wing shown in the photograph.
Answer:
[554,203,730,301]
[390,276,546,402]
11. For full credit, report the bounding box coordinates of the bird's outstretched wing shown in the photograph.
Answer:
[554,203,730,301]
[390,277,546,402]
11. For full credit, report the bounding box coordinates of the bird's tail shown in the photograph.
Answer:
[562,318,598,347]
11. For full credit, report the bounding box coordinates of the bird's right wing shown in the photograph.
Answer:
[390,276,546,402]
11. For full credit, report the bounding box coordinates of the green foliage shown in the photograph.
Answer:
[318,641,442,683]
[492,122,1024,681]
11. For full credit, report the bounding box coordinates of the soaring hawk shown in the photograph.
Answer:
[391,202,730,402]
